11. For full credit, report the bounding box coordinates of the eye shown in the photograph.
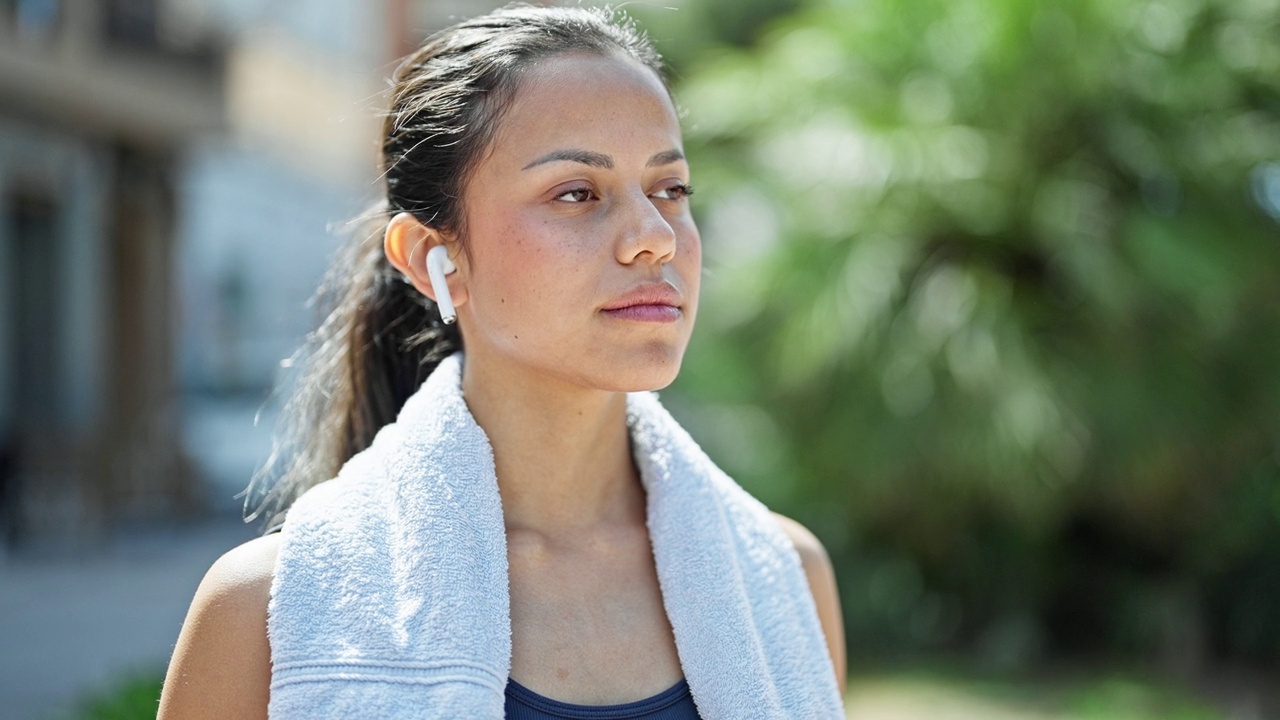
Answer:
[555,187,596,203]
[651,183,694,201]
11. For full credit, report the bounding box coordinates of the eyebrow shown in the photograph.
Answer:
[521,148,686,171]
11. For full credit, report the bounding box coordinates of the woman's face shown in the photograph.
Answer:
[454,51,700,392]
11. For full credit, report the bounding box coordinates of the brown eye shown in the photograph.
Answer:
[556,187,595,203]
[651,183,693,201]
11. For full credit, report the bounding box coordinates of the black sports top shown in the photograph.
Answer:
[505,677,701,719]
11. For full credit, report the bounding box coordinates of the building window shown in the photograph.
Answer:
[105,0,159,48]
[1,0,62,43]
[5,190,62,429]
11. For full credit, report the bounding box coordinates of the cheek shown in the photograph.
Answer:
[471,215,591,312]
[679,221,703,273]
[681,222,703,313]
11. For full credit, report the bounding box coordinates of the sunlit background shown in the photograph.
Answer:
[0,0,1277,717]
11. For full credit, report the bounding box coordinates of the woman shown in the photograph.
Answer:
[159,5,845,719]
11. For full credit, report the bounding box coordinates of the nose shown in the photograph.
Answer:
[615,190,677,265]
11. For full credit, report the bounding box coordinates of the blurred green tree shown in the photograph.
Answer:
[663,0,1280,668]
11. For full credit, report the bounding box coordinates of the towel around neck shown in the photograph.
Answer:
[267,352,843,719]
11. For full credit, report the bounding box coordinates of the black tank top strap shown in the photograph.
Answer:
[504,677,701,719]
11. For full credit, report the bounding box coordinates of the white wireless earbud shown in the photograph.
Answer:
[425,245,458,324]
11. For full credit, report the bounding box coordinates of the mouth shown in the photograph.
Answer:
[601,283,683,323]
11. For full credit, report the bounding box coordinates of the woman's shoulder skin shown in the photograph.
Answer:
[158,533,280,720]
[772,513,848,694]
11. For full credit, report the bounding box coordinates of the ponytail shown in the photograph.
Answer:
[244,200,460,528]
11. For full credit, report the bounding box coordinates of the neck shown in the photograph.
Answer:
[459,353,645,539]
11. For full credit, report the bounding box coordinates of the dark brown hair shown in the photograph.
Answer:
[244,4,667,528]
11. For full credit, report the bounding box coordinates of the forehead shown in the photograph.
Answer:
[485,52,682,167]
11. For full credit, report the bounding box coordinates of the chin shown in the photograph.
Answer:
[620,347,686,392]
[584,344,685,393]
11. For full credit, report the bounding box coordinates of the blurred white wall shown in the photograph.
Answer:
[176,0,388,398]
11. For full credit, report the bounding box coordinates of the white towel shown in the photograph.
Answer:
[268,352,843,719]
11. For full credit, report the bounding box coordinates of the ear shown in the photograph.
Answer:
[384,212,469,309]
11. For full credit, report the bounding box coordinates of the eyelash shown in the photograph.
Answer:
[658,183,695,200]
[554,183,695,203]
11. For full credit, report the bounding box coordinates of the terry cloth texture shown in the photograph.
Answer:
[267,352,843,719]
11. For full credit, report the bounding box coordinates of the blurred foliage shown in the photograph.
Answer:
[1068,678,1222,720]
[50,673,162,720]
[656,0,1280,669]
[627,0,804,72]
[844,668,1225,719]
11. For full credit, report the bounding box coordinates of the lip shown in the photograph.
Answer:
[600,282,683,322]
[601,283,682,311]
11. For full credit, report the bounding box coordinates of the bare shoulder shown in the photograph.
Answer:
[772,513,831,565]
[188,533,281,607]
[157,533,281,720]
[772,513,847,693]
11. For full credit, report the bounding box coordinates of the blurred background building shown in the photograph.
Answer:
[0,0,513,549]
[0,0,225,549]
